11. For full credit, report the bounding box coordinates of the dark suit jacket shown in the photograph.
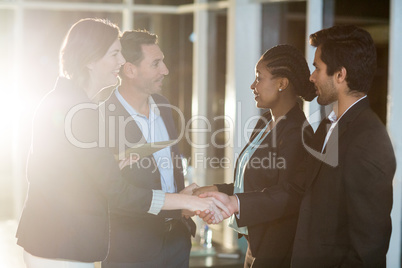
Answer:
[216,104,313,267]
[16,78,155,262]
[291,98,395,268]
[101,92,195,262]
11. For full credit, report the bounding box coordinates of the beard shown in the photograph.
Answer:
[316,80,337,106]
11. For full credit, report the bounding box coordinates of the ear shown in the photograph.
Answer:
[279,77,289,90]
[122,62,137,78]
[335,67,347,84]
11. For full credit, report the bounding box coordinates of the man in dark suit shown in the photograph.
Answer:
[289,25,396,268]
[200,25,396,268]
[101,30,196,268]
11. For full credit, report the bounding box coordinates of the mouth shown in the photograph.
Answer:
[314,86,319,96]
[252,90,260,98]
[155,76,164,83]
[112,68,120,77]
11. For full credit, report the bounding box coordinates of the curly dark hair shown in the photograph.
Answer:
[309,25,377,94]
[261,44,316,101]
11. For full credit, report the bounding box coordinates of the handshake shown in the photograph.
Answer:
[180,183,239,224]
[118,156,235,223]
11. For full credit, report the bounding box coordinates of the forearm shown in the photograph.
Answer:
[235,184,302,227]
[162,193,194,210]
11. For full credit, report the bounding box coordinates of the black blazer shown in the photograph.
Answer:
[291,98,396,268]
[102,92,195,262]
[16,78,155,262]
[216,104,313,267]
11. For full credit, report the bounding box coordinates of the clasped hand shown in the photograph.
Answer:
[181,183,238,224]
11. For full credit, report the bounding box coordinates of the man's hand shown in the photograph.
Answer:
[191,185,219,219]
[182,209,195,219]
[198,192,238,224]
[186,195,230,224]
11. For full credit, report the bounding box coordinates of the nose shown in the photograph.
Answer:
[161,62,169,75]
[250,80,256,90]
[309,71,315,82]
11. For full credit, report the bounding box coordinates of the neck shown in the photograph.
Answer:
[119,82,150,117]
[84,83,100,103]
[270,97,297,123]
[333,91,365,119]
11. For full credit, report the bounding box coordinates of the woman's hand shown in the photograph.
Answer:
[192,185,219,221]
[180,183,200,218]
[198,192,238,224]
[186,195,230,224]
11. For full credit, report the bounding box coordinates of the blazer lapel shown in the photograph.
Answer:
[151,94,185,191]
[306,98,370,188]
[107,92,147,148]
[232,111,272,179]
[322,98,369,164]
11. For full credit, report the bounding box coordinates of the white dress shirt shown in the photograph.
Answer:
[321,95,367,152]
[115,88,176,215]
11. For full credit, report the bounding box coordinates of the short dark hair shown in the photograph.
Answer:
[120,30,158,65]
[309,25,377,94]
[60,18,120,89]
[261,44,316,101]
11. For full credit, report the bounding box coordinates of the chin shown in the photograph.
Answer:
[256,104,267,109]
[317,97,331,106]
[256,102,270,109]
[105,78,118,88]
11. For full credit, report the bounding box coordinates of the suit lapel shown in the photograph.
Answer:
[107,92,147,147]
[233,105,301,182]
[233,112,272,179]
[306,98,370,188]
[305,119,331,187]
[151,94,185,191]
[321,98,369,164]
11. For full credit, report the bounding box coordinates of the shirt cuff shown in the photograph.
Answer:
[234,194,241,219]
[148,190,166,215]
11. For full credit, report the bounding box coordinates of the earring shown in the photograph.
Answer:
[279,88,283,92]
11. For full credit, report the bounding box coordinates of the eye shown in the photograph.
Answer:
[111,50,120,57]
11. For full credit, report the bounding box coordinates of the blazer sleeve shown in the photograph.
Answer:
[73,105,154,216]
[215,183,235,195]
[340,129,395,267]
[235,126,309,227]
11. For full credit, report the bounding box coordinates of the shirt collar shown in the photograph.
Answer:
[115,87,161,119]
[327,95,367,123]
[148,95,161,118]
